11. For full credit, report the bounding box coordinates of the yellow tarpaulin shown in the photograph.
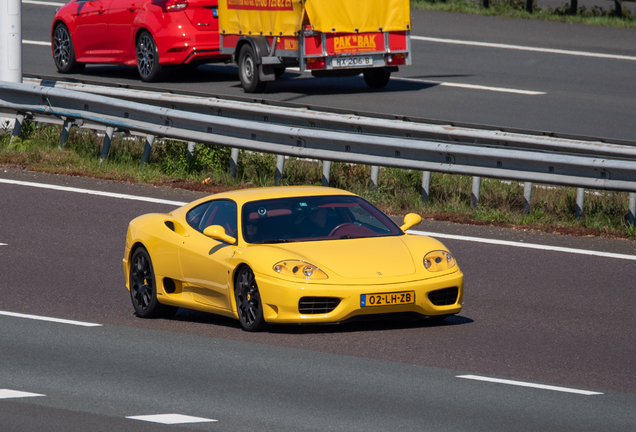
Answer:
[219,0,410,36]
[305,0,410,34]
[219,0,304,37]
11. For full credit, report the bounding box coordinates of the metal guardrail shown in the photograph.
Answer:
[1,80,635,223]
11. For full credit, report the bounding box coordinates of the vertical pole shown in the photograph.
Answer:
[186,141,196,161]
[99,126,114,162]
[523,182,533,215]
[274,154,285,186]
[229,148,239,178]
[9,113,24,144]
[370,165,379,189]
[471,176,481,209]
[421,171,431,205]
[628,192,636,226]
[570,0,578,14]
[614,0,623,17]
[526,0,533,12]
[322,160,331,187]
[483,0,489,8]
[58,120,72,148]
[0,0,22,130]
[141,134,155,165]
[575,188,585,220]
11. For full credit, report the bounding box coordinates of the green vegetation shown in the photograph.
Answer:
[1,122,635,239]
[411,0,636,28]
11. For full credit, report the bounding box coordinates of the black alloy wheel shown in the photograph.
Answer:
[129,248,177,318]
[136,31,165,82]
[234,266,267,331]
[363,68,391,89]
[238,44,267,93]
[52,23,85,74]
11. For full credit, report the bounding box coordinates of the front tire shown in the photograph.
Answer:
[363,68,391,89]
[52,23,85,74]
[234,266,267,331]
[238,44,267,93]
[129,248,178,318]
[136,31,165,82]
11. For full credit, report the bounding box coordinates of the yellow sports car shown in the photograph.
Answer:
[123,186,463,331]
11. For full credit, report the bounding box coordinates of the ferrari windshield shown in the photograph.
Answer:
[241,195,402,243]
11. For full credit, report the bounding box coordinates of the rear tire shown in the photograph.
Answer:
[136,31,165,82]
[363,68,391,89]
[274,67,286,79]
[129,248,178,318]
[52,23,85,74]
[238,44,267,93]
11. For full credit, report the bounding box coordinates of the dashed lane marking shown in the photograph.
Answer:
[23,0,65,6]
[0,389,46,399]
[0,310,103,327]
[126,414,218,424]
[23,40,51,47]
[457,375,603,395]
[393,77,545,95]
[411,36,636,62]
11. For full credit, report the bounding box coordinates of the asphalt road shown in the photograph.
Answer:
[1,169,636,430]
[20,3,636,141]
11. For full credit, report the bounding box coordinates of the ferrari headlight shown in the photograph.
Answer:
[423,250,456,272]
[273,260,328,280]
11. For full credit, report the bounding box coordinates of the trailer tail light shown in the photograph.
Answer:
[386,53,405,65]
[307,57,326,70]
[152,0,188,12]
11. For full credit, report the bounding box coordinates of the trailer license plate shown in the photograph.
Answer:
[360,291,415,307]
[332,56,373,68]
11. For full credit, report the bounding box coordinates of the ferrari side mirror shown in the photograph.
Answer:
[203,225,237,245]
[400,213,422,232]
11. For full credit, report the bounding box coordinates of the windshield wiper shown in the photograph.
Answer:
[252,239,295,244]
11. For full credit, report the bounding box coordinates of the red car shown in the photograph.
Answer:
[51,0,230,81]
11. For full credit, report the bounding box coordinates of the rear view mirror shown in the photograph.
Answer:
[400,213,422,231]
[203,225,236,244]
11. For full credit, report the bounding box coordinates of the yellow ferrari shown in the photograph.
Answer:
[123,186,463,331]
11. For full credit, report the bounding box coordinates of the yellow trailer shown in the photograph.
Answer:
[218,0,411,92]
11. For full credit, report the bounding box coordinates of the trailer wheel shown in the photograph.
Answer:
[238,44,267,93]
[363,68,391,89]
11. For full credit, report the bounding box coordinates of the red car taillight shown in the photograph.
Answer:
[151,0,188,12]
[307,57,326,70]
[386,53,405,66]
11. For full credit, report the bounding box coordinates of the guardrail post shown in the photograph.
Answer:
[186,141,196,161]
[628,193,636,226]
[421,171,431,205]
[274,154,285,186]
[570,0,578,14]
[615,0,623,17]
[370,165,379,189]
[141,134,155,165]
[99,126,114,162]
[526,0,533,13]
[58,120,72,149]
[471,177,481,209]
[575,188,585,219]
[523,182,533,214]
[322,161,331,187]
[483,0,489,7]
[229,148,239,178]
[9,113,24,144]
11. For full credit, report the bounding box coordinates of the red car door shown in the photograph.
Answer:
[107,0,141,57]
[72,0,112,57]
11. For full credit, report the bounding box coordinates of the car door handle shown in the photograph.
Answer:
[129,4,137,11]
[98,6,105,13]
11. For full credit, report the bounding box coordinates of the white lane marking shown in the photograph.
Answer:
[23,0,65,6]
[0,389,46,399]
[2,177,634,261]
[126,414,218,424]
[412,36,636,62]
[394,77,545,95]
[0,178,187,207]
[407,229,636,261]
[457,375,603,395]
[0,243,6,246]
[0,310,103,327]
[24,40,51,47]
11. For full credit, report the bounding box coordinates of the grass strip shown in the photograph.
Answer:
[1,121,635,239]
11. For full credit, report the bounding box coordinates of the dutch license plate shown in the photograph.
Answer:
[332,56,373,68]
[360,291,415,307]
